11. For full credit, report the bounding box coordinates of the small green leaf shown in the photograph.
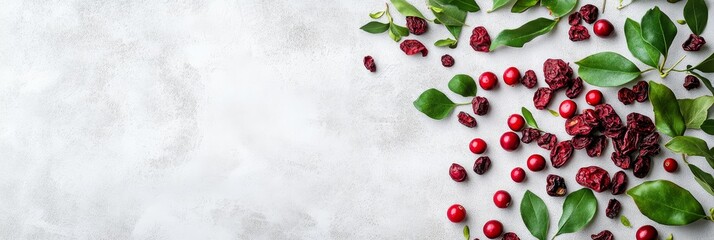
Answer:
[463,225,470,240]
[388,23,409,42]
[555,188,597,237]
[641,6,677,57]
[678,96,714,129]
[451,0,481,12]
[684,0,708,35]
[624,19,660,68]
[627,180,706,225]
[677,19,687,25]
[702,119,714,135]
[521,190,549,240]
[688,71,714,95]
[575,52,641,87]
[521,107,539,129]
[490,0,515,12]
[413,88,457,120]
[429,0,467,26]
[370,11,385,19]
[620,215,632,228]
[391,0,428,19]
[435,38,458,47]
[548,109,560,117]
[666,233,674,240]
[448,74,478,97]
[688,163,714,196]
[693,53,714,73]
[665,136,712,157]
[490,18,557,51]
[447,25,464,40]
[360,21,390,33]
[511,0,539,13]
[650,82,686,137]
[541,0,577,18]
[431,6,444,13]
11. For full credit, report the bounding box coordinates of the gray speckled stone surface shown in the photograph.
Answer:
[1,0,713,239]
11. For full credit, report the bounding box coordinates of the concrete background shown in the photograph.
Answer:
[0,0,713,239]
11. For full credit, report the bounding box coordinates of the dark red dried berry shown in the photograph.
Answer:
[566,77,584,98]
[618,87,636,105]
[363,56,376,72]
[521,70,538,88]
[569,25,591,41]
[611,151,632,169]
[470,26,491,52]
[406,16,428,35]
[580,4,599,24]
[603,126,626,139]
[503,232,520,240]
[546,174,567,197]
[400,39,428,56]
[615,129,640,155]
[572,135,593,150]
[611,170,628,195]
[550,141,574,168]
[683,34,706,51]
[632,81,649,102]
[472,96,490,115]
[450,163,467,182]
[591,230,614,240]
[595,104,623,129]
[533,87,554,110]
[606,199,621,219]
[576,166,611,192]
[521,127,542,143]
[685,75,701,90]
[627,113,655,134]
[543,59,573,90]
[586,135,608,157]
[458,111,477,128]
[538,133,558,151]
[473,156,491,175]
[565,115,592,136]
[441,54,455,67]
[633,155,652,178]
[641,132,660,147]
[569,12,582,26]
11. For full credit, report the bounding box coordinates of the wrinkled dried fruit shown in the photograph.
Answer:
[572,135,593,150]
[566,77,584,98]
[684,75,701,90]
[611,151,632,169]
[595,104,623,129]
[551,140,574,168]
[618,87,636,105]
[400,40,428,56]
[538,133,558,150]
[633,155,651,178]
[503,232,520,240]
[569,12,582,26]
[458,111,477,128]
[565,112,599,136]
[683,34,706,51]
[639,132,661,157]
[576,166,611,192]
[450,163,467,182]
[580,4,599,24]
[611,170,628,195]
[617,129,640,155]
[521,127,542,143]
[406,16,428,35]
[546,174,567,197]
[626,113,655,134]
[586,135,608,157]
[543,59,573,90]
[591,230,614,240]
[533,87,554,110]
[364,56,376,72]
[472,96,490,115]
[470,26,491,52]
[474,156,491,175]
[441,54,455,67]
[521,70,538,88]
[606,199,621,219]
[632,81,649,102]
[569,25,591,41]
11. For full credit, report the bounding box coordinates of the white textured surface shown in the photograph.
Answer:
[1,0,714,239]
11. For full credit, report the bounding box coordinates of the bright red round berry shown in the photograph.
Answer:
[493,190,511,208]
[503,67,521,86]
[469,138,487,154]
[586,90,603,106]
[483,220,503,239]
[636,225,658,240]
[511,167,526,183]
[593,19,614,37]
[507,114,525,131]
[479,72,498,90]
[664,158,678,172]
[447,204,466,223]
[500,132,520,151]
[559,100,578,119]
[527,154,546,172]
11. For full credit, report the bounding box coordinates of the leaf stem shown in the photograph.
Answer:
[641,68,657,73]
[669,69,689,73]
[659,55,668,74]
[456,102,471,106]
[660,55,686,78]
[602,0,606,14]
[385,3,393,23]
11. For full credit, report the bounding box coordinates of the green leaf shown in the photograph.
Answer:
[678,96,714,129]
[620,215,632,228]
[521,107,539,129]
[665,136,714,169]
[413,88,457,120]
[447,25,464,40]
[489,18,557,51]
[641,6,677,57]
[511,0,539,13]
[369,11,385,19]
[688,163,714,196]
[490,0,515,12]
[448,74,478,97]
[688,71,714,95]
[388,23,409,42]
[451,0,481,12]
[435,38,458,47]
[627,180,706,225]
[694,53,714,72]
[575,52,641,87]
[391,0,428,19]
[520,190,549,240]
[624,19,660,68]
[548,109,560,117]
[429,0,467,26]
[702,119,714,135]
[677,19,687,25]
[463,225,470,240]
[650,82,686,137]
[555,188,597,237]
[684,0,708,35]
[360,21,390,33]
[541,0,577,17]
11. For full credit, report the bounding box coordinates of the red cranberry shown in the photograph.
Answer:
[511,167,526,182]
[507,114,525,131]
[470,138,487,154]
[593,19,614,37]
[559,100,577,119]
[479,72,498,90]
[493,190,511,208]
[664,158,678,172]
[503,67,521,86]
[447,204,466,223]
[483,220,503,239]
[500,132,520,151]
[636,225,658,240]
[527,154,546,171]
[586,90,603,106]
[449,163,467,182]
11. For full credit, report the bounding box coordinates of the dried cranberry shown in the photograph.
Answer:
[399,40,428,56]
[641,132,660,148]
[458,111,477,128]
[546,174,567,197]
[521,70,538,88]
[611,171,628,195]
[611,151,632,169]
[472,96,490,115]
[606,199,621,219]
[632,81,649,102]
[639,145,661,158]
[595,104,622,128]
[683,34,706,51]
[569,25,591,41]
[470,26,491,52]
[615,129,640,155]
[533,87,554,110]
[627,113,655,134]
[551,141,574,168]
[363,56,376,72]
[633,155,652,178]
[543,59,573,90]
[521,127,542,143]
[503,232,520,240]
[580,4,599,24]
[566,77,584,98]
[538,133,558,150]
[618,88,636,105]
[473,156,491,175]
[450,163,467,182]
[406,16,428,35]
[591,230,614,240]
[565,115,596,136]
[441,54,455,67]
[586,135,608,157]
[576,166,611,192]
[569,12,582,26]
[604,126,625,139]
[684,75,701,90]
[572,135,593,150]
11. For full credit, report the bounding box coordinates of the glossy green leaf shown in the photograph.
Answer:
[521,107,539,129]
[620,215,632,228]
[684,0,708,35]
[688,71,714,95]
[463,225,470,240]
[435,38,458,47]
[548,109,559,117]
[575,52,641,87]
[688,163,714,196]
[489,0,515,12]
[413,88,457,120]
[451,0,481,12]
[511,0,539,12]
[520,191,549,240]
[369,11,385,19]
[490,18,557,51]
[678,96,714,129]
[665,136,714,169]
[447,25,464,40]
[391,0,428,19]
[693,53,714,73]
[702,119,714,135]
[360,21,390,33]
[448,74,478,97]
[627,180,706,225]
[624,19,660,68]
[429,0,467,26]
[541,0,577,17]
[641,7,677,57]
[555,188,597,237]
[650,82,686,137]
